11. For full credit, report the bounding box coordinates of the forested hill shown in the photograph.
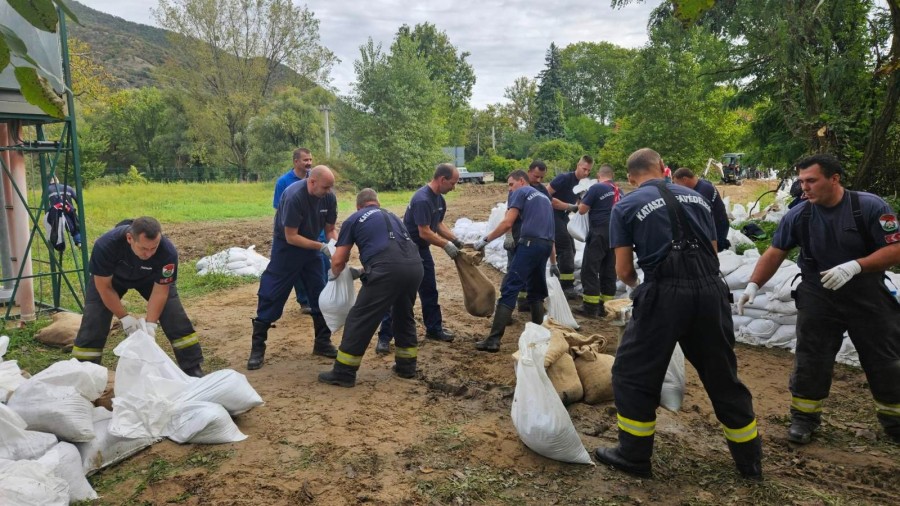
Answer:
[67,1,172,88]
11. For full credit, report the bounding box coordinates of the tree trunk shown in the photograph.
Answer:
[855,0,900,190]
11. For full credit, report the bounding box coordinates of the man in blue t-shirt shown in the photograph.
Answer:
[318,188,424,387]
[72,217,204,377]
[576,164,620,318]
[506,160,551,314]
[673,167,731,251]
[548,155,592,298]
[473,170,556,352]
[594,148,760,481]
[740,153,900,446]
[249,166,339,370]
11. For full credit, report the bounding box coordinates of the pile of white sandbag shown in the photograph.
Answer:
[196,246,269,277]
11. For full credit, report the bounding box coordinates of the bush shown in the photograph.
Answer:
[469,155,523,181]
[529,139,584,168]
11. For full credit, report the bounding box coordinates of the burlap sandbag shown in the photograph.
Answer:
[454,251,495,317]
[546,352,583,405]
[93,370,115,411]
[35,311,82,349]
[510,331,569,368]
[543,318,605,348]
[573,344,614,405]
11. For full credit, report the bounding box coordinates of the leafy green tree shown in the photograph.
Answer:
[559,42,636,124]
[503,76,537,132]
[530,139,584,168]
[155,0,336,177]
[565,114,610,153]
[534,43,565,139]
[467,104,516,160]
[338,38,448,190]
[394,23,475,145]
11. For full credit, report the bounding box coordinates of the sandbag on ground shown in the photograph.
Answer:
[546,352,583,405]
[176,369,263,416]
[34,312,82,349]
[572,344,614,405]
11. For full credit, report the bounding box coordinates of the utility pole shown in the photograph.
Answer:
[319,105,331,158]
[492,125,496,151]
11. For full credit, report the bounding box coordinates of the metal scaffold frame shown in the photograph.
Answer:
[0,12,89,320]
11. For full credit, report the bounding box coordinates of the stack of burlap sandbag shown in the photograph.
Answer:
[196,245,269,277]
[512,318,613,407]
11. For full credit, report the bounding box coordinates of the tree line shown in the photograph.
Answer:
[59,0,899,193]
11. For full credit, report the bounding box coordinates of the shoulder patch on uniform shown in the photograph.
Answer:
[885,232,900,244]
[162,263,176,278]
[879,214,898,232]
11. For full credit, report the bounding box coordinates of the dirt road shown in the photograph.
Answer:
[95,181,899,505]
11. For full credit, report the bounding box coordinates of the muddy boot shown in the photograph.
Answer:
[317,361,358,388]
[375,339,391,355]
[530,300,545,325]
[182,364,205,378]
[475,304,514,353]
[311,314,338,358]
[727,437,763,481]
[516,297,531,313]
[247,318,271,370]
[787,413,820,445]
[393,357,417,379]
[561,280,580,300]
[425,327,455,342]
[593,429,654,478]
[575,301,601,318]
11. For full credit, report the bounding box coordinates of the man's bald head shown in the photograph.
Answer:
[308,165,335,197]
[626,148,664,177]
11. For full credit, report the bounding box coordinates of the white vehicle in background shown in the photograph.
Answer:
[457,167,494,184]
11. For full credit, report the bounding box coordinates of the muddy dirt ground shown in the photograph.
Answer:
[94,180,899,505]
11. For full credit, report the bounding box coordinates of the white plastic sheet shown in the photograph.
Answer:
[510,323,592,465]
[319,268,356,332]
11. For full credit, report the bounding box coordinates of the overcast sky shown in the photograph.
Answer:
[78,0,662,108]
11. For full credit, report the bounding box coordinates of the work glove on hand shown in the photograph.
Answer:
[821,260,862,290]
[443,241,460,259]
[503,232,516,251]
[319,243,332,259]
[120,315,140,335]
[567,204,579,214]
[737,282,758,315]
[349,267,362,280]
[549,264,561,278]
[473,237,489,252]
[327,269,338,282]
[451,238,464,249]
[145,321,158,338]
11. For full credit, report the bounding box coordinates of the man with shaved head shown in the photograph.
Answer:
[248,165,340,369]
[593,148,761,481]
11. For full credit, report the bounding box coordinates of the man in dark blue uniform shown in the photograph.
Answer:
[740,154,900,445]
[318,189,425,387]
[576,164,620,318]
[248,166,339,370]
[548,155,592,299]
[507,160,551,314]
[473,170,556,352]
[72,217,204,377]
[594,148,761,480]
[673,167,731,251]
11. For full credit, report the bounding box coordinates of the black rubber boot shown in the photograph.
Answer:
[247,318,271,370]
[727,437,763,481]
[182,364,205,378]
[787,413,820,444]
[375,339,391,355]
[530,300,545,325]
[475,304,514,352]
[516,297,531,313]
[575,301,601,318]
[393,357,417,379]
[425,327,455,342]
[561,280,579,300]
[592,447,652,478]
[317,362,358,387]
[594,429,654,477]
[311,314,338,358]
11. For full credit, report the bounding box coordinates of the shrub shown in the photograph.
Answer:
[529,139,584,168]
[469,155,522,181]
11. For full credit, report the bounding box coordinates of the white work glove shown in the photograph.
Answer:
[451,238,464,249]
[443,241,460,259]
[319,243,332,259]
[327,268,338,281]
[120,314,139,335]
[503,232,516,250]
[821,260,862,290]
[737,282,759,315]
[473,237,489,251]
[145,321,158,338]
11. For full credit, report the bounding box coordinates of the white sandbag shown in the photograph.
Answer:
[0,334,7,356]
[0,404,58,461]
[167,401,247,444]
[836,336,860,368]
[767,325,796,349]
[732,315,754,328]
[0,458,68,506]
[762,264,801,292]
[717,250,743,276]
[28,358,107,402]
[486,203,507,235]
[727,228,755,252]
[573,177,596,197]
[113,329,192,397]
[176,369,263,416]
[771,273,801,302]
[225,260,250,271]
[660,344,685,412]
[37,442,98,501]
[567,212,589,242]
[737,319,780,345]
[318,268,357,332]
[765,312,797,325]
[731,204,748,223]
[734,307,770,319]
[725,263,756,290]
[77,407,157,475]
[745,293,770,310]
[231,265,260,277]
[765,299,796,314]
[7,381,95,443]
[546,276,579,330]
[0,360,25,403]
[510,323,592,465]
[741,248,761,261]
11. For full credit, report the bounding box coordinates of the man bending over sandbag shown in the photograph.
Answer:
[473,170,557,352]
[72,217,204,377]
[318,189,424,387]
